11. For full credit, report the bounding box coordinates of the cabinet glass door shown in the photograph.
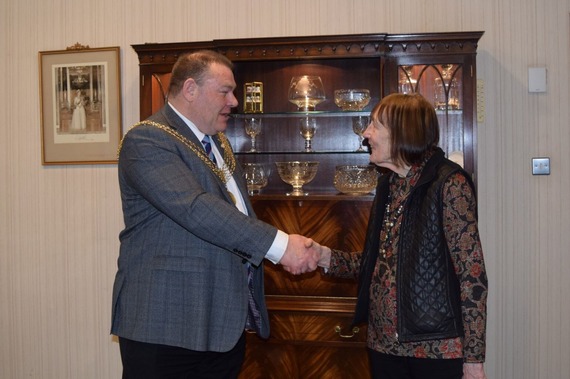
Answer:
[398,64,465,168]
[149,73,171,115]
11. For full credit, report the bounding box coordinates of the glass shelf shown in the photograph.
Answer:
[233,109,460,118]
[231,110,370,119]
[435,109,463,115]
[235,150,370,155]
[249,192,375,201]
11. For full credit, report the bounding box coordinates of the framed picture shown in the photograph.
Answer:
[39,45,122,165]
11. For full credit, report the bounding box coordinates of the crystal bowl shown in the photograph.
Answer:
[334,89,371,111]
[333,165,377,195]
[275,161,319,196]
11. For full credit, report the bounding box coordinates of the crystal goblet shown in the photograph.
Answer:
[244,117,262,152]
[288,76,326,111]
[399,66,416,94]
[352,115,369,152]
[242,163,269,195]
[298,116,317,152]
[434,64,460,110]
[334,89,372,152]
[275,161,319,196]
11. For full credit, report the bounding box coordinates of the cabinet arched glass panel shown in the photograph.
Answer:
[398,64,465,168]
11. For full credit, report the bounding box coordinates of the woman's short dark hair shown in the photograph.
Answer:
[168,50,234,97]
[370,92,440,167]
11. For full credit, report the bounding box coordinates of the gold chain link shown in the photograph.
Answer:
[117,121,236,184]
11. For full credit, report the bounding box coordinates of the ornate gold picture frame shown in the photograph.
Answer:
[39,45,122,165]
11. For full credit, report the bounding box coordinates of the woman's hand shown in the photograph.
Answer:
[317,245,331,269]
[463,363,486,379]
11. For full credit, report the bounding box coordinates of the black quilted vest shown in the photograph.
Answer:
[353,148,475,343]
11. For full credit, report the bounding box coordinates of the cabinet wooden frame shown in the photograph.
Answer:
[131,32,484,379]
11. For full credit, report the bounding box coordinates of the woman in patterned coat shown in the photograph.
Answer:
[317,93,488,379]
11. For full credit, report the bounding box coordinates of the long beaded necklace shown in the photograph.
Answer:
[379,175,411,259]
[380,196,404,258]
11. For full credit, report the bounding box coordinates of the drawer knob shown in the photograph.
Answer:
[334,325,360,339]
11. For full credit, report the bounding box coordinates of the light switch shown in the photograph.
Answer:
[528,67,547,93]
[532,157,550,175]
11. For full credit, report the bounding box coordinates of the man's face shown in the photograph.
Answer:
[189,63,238,135]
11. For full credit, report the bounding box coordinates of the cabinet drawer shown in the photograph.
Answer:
[269,311,366,344]
[241,339,371,379]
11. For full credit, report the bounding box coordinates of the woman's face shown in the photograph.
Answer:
[363,117,393,168]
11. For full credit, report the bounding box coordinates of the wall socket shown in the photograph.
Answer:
[532,157,550,175]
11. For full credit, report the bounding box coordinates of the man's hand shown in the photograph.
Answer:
[463,363,486,379]
[279,234,320,275]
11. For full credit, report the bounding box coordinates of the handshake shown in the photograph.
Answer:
[278,234,331,275]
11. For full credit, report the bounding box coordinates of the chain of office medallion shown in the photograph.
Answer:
[117,121,236,184]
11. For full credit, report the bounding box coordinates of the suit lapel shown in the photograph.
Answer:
[155,105,236,202]
[210,134,256,216]
[160,104,203,146]
[157,105,253,211]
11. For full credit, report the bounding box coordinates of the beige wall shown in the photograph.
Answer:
[1,0,569,378]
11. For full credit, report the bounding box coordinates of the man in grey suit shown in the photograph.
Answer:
[111,50,320,378]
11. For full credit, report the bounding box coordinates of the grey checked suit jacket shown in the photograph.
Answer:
[111,104,275,352]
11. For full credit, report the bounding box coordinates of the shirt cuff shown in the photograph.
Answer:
[265,230,288,264]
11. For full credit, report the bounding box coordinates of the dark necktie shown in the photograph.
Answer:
[202,134,259,330]
[201,135,217,165]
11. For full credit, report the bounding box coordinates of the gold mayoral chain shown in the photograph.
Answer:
[117,121,237,184]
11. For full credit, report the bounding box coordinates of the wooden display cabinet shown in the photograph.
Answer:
[132,31,483,379]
